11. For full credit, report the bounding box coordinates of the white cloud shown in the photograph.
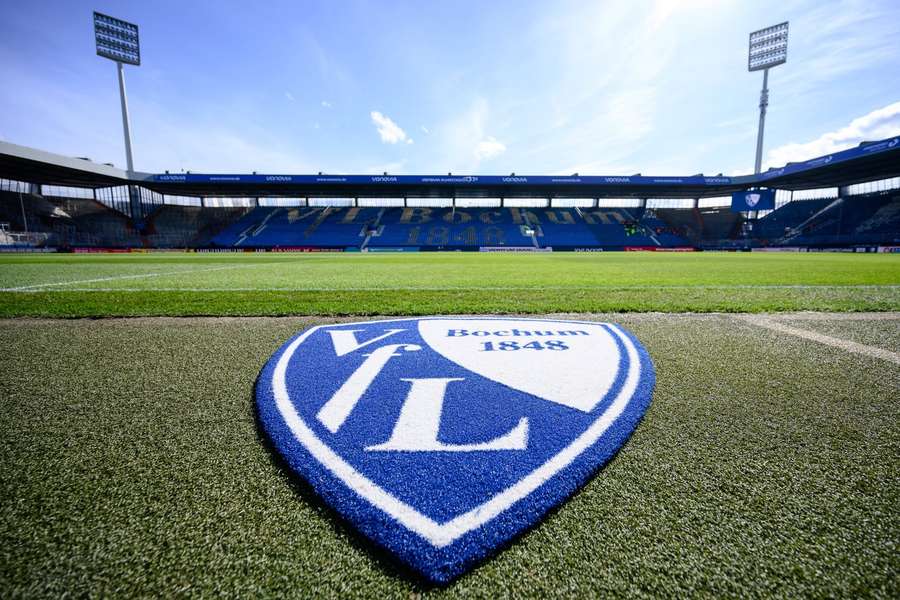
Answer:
[406,138,414,145]
[474,136,506,160]
[421,125,430,134]
[433,98,490,171]
[766,101,900,167]
[432,98,508,168]
[370,111,409,144]
[285,91,295,102]
[321,100,332,108]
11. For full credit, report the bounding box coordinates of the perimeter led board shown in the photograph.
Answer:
[94,12,140,66]
[748,21,788,72]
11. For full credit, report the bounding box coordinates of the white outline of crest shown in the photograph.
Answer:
[271,317,643,548]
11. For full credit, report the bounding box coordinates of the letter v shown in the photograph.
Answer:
[328,329,406,357]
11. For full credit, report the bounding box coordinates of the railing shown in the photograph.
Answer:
[0,231,52,246]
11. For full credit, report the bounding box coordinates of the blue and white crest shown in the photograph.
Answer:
[256,317,655,583]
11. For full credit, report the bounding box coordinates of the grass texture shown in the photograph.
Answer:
[1,315,897,597]
[0,252,898,317]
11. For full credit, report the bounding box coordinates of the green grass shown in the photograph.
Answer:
[0,252,898,316]
[1,315,897,597]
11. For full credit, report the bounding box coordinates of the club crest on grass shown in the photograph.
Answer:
[256,317,655,583]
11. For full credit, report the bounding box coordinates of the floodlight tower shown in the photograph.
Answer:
[93,12,141,174]
[748,22,789,175]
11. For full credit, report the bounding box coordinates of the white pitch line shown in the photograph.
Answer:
[772,312,900,321]
[740,315,900,366]
[0,265,251,292]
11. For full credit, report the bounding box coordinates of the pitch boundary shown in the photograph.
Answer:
[0,264,259,292]
[741,315,900,365]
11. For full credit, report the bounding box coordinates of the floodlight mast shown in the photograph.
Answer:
[116,62,134,173]
[748,22,789,175]
[754,68,769,175]
[93,12,141,174]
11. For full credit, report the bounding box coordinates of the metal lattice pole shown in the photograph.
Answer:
[117,61,135,174]
[754,68,769,175]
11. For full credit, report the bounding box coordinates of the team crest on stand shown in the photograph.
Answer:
[256,317,655,583]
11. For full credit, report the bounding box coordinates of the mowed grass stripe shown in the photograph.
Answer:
[2,286,900,317]
[1,316,896,597]
[2,252,900,289]
[3,284,899,292]
[0,252,898,316]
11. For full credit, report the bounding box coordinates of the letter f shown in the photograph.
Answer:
[316,343,421,433]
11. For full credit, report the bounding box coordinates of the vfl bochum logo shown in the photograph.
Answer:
[745,192,762,208]
[256,317,655,582]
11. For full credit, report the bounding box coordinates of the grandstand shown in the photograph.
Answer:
[206,206,691,250]
[1,137,899,252]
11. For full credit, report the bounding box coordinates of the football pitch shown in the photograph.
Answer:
[1,252,899,597]
[0,251,899,316]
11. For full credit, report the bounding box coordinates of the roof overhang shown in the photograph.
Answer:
[1,136,898,199]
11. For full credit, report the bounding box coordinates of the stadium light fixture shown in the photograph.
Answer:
[748,21,789,175]
[94,11,140,173]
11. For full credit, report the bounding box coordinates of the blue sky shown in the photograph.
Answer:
[1,0,898,176]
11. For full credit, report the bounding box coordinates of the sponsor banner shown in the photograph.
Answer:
[804,247,877,253]
[362,247,420,252]
[195,248,265,252]
[731,189,776,212]
[624,246,695,252]
[417,247,479,252]
[269,247,344,253]
[71,247,196,254]
[878,246,900,253]
[72,247,131,253]
[479,246,552,252]
[255,317,655,582]
[572,248,605,252]
[127,248,194,253]
[152,172,732,186]
[752,247,802,252]
[0,247,58,253]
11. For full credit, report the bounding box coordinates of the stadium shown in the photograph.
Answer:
[2,135,900,253]
[1,2,898,597]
